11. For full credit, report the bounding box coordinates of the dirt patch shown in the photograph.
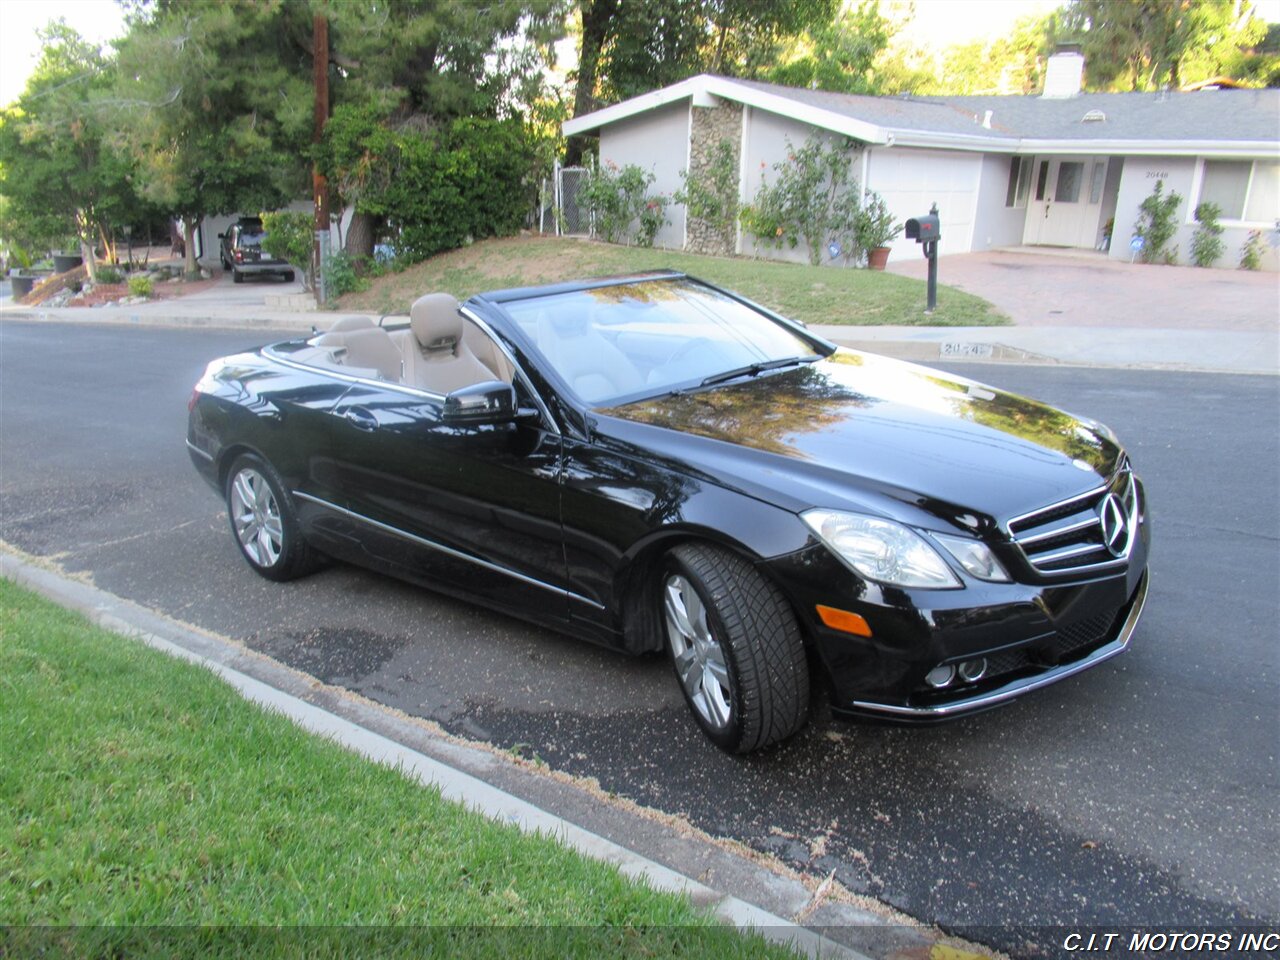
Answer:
[66,276,221,307]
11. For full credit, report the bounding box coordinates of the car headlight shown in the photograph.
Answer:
[931,533,1011,583]
[802,510,961,589]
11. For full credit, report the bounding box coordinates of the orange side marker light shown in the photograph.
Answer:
[816,605,872,637]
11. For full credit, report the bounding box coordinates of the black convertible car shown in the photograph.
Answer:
[187,273,1150,753]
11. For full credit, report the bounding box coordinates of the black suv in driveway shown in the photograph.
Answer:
[218,217,295,284]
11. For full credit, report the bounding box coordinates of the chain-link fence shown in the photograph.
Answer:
[536,162,591,236]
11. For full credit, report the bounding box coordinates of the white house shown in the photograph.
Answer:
[562,58,1280,270]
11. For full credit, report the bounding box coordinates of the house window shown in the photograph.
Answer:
[1198,160,1280,222]
[1089,161,1106,204]
[1034,160,1050,201]
[1005,157,1032,208]
[1055,162,1084,203]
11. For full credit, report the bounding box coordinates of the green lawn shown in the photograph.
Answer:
[0,578,797,959]
[335,235,1007,327]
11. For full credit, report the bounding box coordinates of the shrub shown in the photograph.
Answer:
[259,211,313,289]
[1133,181,1182,264]
[636,195,670,248]
[95,265,124,284]
[323,250,369,298]
[741,136,862,266]
[126,274,153,298]
[1239,230,1266,270]
[1190,202,1225,268]
[320,109,536,265]
[579,161,660,245]
[853,190,902,254]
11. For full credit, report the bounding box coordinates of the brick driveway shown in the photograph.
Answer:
[888,250,1278,331]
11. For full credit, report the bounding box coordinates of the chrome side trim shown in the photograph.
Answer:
[185,439,214,462]
[851,571,1149,718]
[292,491,605,611]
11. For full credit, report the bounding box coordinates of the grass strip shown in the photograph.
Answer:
[0,578,798,958]
[335,235,1007,327]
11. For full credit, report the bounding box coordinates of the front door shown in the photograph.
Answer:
[323,379,571,620]
[1023,157,1108,248]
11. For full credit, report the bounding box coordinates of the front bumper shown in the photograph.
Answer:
[764,490,1152,721]
[847,569,1147,718]
[232,259,291,276]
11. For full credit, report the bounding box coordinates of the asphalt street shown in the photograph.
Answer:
[1,320,1276,956]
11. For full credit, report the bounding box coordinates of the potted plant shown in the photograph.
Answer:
[854,190,902,270]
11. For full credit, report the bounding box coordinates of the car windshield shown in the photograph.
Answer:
[499,278,820,405]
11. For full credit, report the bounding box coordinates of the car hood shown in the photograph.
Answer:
[594,350,1123,532]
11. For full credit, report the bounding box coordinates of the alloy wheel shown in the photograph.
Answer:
[230,467,283,568]
[664,574,733,730]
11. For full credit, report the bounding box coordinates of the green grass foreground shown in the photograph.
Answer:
[335,235,1007,327]
[0,578,797,959]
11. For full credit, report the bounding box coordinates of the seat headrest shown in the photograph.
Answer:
[328,315,375,333]
[410,293,463,352]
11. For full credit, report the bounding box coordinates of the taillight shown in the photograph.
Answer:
[234,249,243,262]
[188,386,200,413]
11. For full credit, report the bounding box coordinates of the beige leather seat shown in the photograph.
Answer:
[402,293,494,394]
[312,323,403,382]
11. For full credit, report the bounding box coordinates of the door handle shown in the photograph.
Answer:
[344,407,378,432]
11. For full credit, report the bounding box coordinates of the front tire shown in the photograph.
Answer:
[225,454,320,581]
[662,544,809,753]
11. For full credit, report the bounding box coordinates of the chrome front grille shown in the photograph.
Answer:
[1007,460,1140,577]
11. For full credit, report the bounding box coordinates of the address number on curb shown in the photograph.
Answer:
[941,342,995,358]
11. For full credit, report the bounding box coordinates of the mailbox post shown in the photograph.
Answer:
[905,203,941,314]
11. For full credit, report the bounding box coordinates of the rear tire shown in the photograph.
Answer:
[282,269,295,282]
[224,454,322,582]
[661,544,809,753]
[232,268,243,284]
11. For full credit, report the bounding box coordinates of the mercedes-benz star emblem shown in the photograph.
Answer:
[1098,492,1129,558]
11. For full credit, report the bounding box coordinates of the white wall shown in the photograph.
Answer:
[599,100,690,249]
[866,147,982,262]
[1109,156,1196,262]
[971,154,1029,252]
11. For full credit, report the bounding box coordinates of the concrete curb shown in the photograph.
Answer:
[0,550,872,960]
[5,302,1276,375]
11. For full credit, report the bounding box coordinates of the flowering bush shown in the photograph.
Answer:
[741,135,862,266]
[578,160,667,246]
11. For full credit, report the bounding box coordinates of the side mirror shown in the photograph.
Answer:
[217,233,226,240]
[442,380,520,425]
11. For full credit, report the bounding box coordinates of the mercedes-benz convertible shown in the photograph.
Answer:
[187,273,1150,753]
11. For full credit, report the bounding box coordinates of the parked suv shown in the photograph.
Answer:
[218,217,294,284]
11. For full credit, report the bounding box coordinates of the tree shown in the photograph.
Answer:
[112,1,313,275]
[0,24,145,280]
[927,12,1059,95]
[565,0,838,164]
[321,0,565,258]
[759,1,894,95]
[1061,0,1268,91]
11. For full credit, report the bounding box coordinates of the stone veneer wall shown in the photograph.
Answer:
[685,100,744,256]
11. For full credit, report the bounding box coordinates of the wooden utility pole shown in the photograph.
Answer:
[312,14,330,304]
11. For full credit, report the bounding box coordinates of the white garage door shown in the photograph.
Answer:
[867,148,980,263]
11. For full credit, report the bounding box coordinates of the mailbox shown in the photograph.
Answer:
[905,214,940,242]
